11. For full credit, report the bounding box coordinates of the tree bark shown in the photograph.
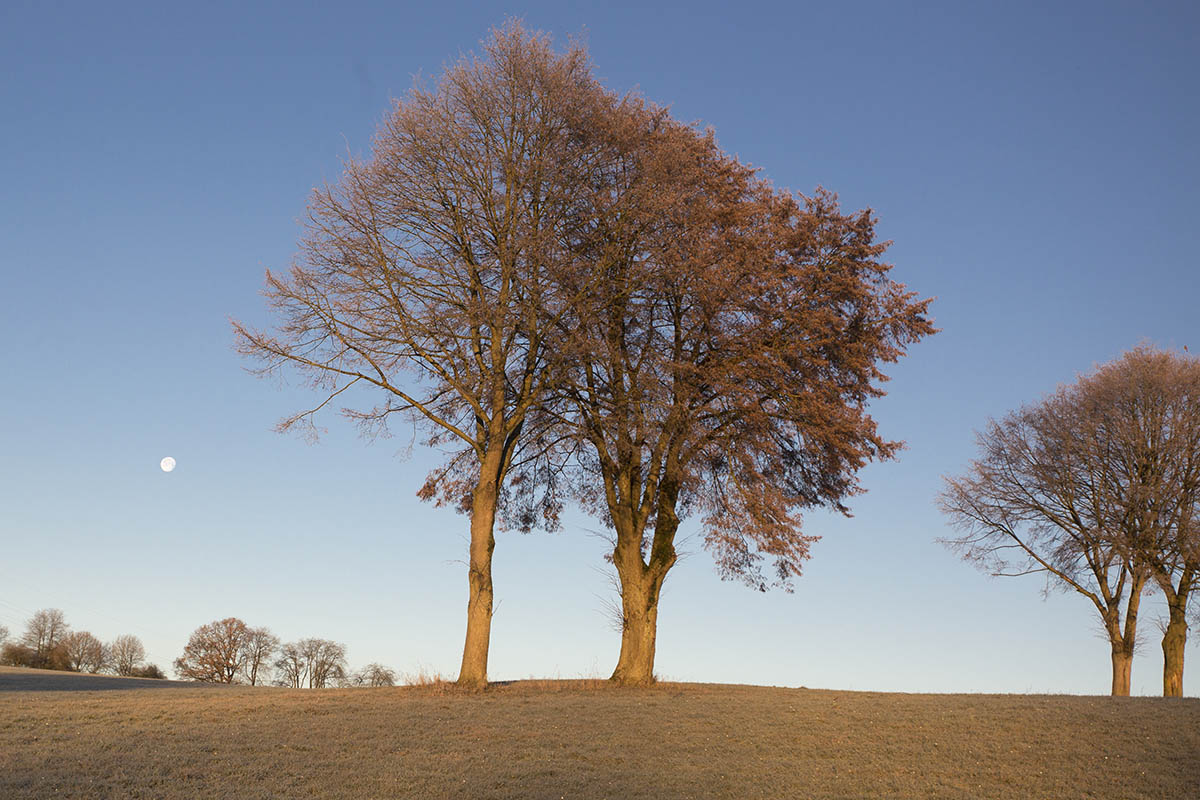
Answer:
[1110,646,1133,697]
[609,518,676,685]
[1103,572,1144,697]
[457,459,500,690]
[1161,603,1188,698]
[610,567,662,686]
[607,472,681,686]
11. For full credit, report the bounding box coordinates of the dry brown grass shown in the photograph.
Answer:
[398,665,455,692]
[1,666,1197,799]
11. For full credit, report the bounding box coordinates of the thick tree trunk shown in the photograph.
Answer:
[1161,604,1188,698]
[609,527,675,686]
[1105,574,1144,697]
[1110,646,1133,697]
[607,475,681,687]
[610,567,662,686]
[457,464,500,690]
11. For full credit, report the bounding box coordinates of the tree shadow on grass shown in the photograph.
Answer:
[0,666,232,692]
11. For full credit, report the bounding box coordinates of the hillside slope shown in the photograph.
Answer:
[2,676,1197,798]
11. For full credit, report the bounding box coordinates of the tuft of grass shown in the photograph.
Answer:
[398,665,454,690]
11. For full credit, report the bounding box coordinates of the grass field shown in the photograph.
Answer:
[2,666,1197,799]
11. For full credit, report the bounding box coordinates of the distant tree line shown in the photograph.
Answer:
[0,610,397,689]
[0,608,164,678]
[173,617,395,688]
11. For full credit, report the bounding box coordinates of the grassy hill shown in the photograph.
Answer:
[2,667,1197,798]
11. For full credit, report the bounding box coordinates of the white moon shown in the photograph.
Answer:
[160,457,176,473]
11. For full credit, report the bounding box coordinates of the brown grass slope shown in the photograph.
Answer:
[1,671,1197,799]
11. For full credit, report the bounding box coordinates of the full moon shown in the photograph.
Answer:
[160,457,176,473]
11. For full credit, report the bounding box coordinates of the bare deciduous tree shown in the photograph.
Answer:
[273,641,306,689]
[0,625,8,647]
[273,638,347,688]
[1072,347,1200,696]
[554,107,934,684]
[240,626,279,686]
[939,346,1200,696]
[355,662,396,687]
[109,634,146,677]
[21,608,68,668]
[234,22,612,688]
[173,618,253,684]
[61,631,107,673]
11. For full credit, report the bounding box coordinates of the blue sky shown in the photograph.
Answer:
[1,0,1197,694]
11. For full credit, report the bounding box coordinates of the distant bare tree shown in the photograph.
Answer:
[273,638,347,688]
[305,639,347,688]
[21,609,68,668]
[233,22,615,688]
[273,641,305,689]
[173,618,253,683]
[61,631,107,673]
[0,625,8,647]
[109,634,146,676]
[240,627,279,686]
[356,663,396,687]
[939,346,1200,696]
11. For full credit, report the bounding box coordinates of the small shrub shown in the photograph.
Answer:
[129,663,166,679]
[1,642,36,667]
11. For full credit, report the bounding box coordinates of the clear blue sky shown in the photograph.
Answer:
[2,0,1196,694]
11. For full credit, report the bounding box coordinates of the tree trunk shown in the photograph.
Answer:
[609,526,675,686]
[610,567,661,686]
[1105,572,1144,697]
[457,462,500,690]
[1161,603,1188,698]
[608,475,681,687]
[1110,646,1133,697]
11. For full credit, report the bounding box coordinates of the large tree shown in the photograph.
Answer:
[21,608,68,669]
[940,346,1200,696]
[109,634,146,677]
[173,617,253,684]
[273,638,347,688]
[234,22,609,688]
[1074,347,1200,696]
[61,631,107,673]
[555,105,934,685]
[240,626,279,686]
